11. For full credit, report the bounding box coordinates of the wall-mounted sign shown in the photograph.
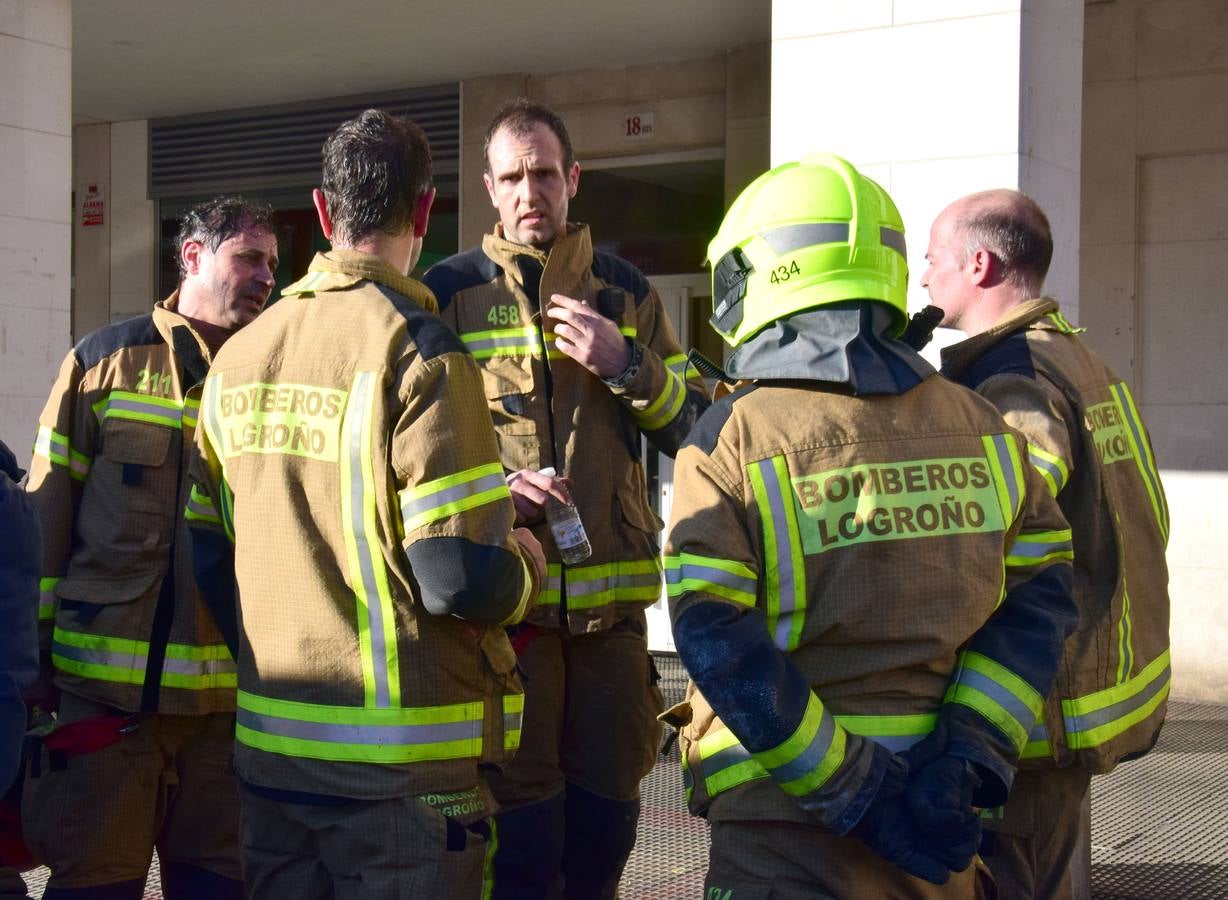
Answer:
[81,183,105,227]
[623,111,655,140]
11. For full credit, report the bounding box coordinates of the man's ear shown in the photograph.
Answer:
[566,161,580,199]
[312,189,334,241]
[180,240,204,277]
[483,172,498,208]
[967,247,995,287]
[413,187,436,239]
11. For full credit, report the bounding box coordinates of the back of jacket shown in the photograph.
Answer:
[28,299,234,716]
[667,374,1074,824]
[189,251,537,800]
[944,298,1170,772]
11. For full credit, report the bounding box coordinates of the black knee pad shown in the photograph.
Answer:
[561,782,640,900]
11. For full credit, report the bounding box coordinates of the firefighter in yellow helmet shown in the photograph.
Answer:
[662,155,1079,897]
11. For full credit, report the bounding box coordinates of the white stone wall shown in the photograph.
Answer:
[1081,0,1228,702]
[0,1,72,463]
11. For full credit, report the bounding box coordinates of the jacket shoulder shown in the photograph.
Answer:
[422,247,500,312]
[591,252,652,308]
[682,384,759,456]
[953,330,1037,390]
[73,314,161,371]
[371,283,467,363]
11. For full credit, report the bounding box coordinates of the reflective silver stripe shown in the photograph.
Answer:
[463,333,543,354]
[1064,665,1171,737]
[344,372,392,708]
[567,570,662,598]
[665,562,757,598]
[952,668,1037,735]
[1007,535,1074,560]
[53,641,144,669]
[879,226,907,259]
[759,223,849,255]
[1028,450,1067,495]
[504,710,523,734]
[756,458,799,651]
[400,470,508,523]
[764,707,838,784]
[236,709,482,746]
[103,396,183,424]
[990,433,1022,518]
[162,657,237,677]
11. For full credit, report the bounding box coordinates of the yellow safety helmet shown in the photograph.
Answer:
[707,154,909,347]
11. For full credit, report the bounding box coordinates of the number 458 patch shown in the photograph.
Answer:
[486,305,521,325]
[769,261,801,284]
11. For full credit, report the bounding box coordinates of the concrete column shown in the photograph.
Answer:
[771,0,1083,321]
[0,0,71,461]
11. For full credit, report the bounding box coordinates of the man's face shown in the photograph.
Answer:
[920,208,972,329]
[483,122,579,249]
[186,225,279,329]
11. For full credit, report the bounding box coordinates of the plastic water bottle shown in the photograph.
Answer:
[539,467,592,565]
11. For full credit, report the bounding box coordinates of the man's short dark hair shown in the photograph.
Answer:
[321,109,432,245]
[957,192,1054,295]
[175,196,275,278]
[483,98,576,174]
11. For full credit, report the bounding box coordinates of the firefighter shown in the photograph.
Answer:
[24,197,277,899]
[423,98,710,898]
[921,189,1171,899]
[186,109,545,900]
[663,156,1080,898]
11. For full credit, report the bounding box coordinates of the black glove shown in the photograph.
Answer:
[850,752,955,885]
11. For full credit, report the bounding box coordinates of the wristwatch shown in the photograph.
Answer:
[602,339,643,389]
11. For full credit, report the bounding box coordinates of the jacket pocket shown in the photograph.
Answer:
[614,465,664,536]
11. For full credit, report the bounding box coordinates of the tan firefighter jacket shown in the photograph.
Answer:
[186,250,540,800]
[942,298,1170,772]
[423,224,710,634]
[664,371,1077,830]
[29,295,235,716]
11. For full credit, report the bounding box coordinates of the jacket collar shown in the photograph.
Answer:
[152,291,214,386]
[286,249,439,314]
[940,297,1061,380]
[482,223,594,288]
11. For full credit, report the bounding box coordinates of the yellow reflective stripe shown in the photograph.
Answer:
[1063,649,1170,750]
[1027,442,1068,497]
[503,693,524,751]
[236,690,484,764]
[945,651,1044,753]
[1117,579,1134,684]
[500,553,535,626]
[1005,528,1074,568]
[399,462,510,532]
[1110,383,1169,541]
[52,627,235,689]
[39,576,59,621]
[1045,311,1085,334]
[340,372,401,708]
[184,484,221,525]
[982,433,1024,527]
[1019,722,1053,760]
[839,712,938,753]
[753,693,847,797]
[563,559,662,610]
[92,390,186,428]
[460,327,543,360]
[749,456,806,652]
[664,553,758,607]
[182,396,200,429]
[34,426,91,481]
[695,727,766,798]
[632,369,687,431]
[537,563,563,606]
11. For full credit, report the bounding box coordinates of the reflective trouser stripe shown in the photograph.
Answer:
[340,371,401,709]
[1005,528,1074,569]
[1062,650,1170,750]
[632,369,687,432]
[51,626,236,689]
[749,455,806,652]
[664,553,758,608]
[537,564,564,606]
[234,690,489,764]
[688,712,937,805]
[39,576,59,622]
[1111,382,1169,541]
[982,433,1025,527]
[944,650,1044,754]
[1027,442,1069,497]
[504,694,524,751]
[399,462,510,532]
[33,425,91,481]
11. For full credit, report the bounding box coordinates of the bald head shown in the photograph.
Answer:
[944,189,1053,296]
